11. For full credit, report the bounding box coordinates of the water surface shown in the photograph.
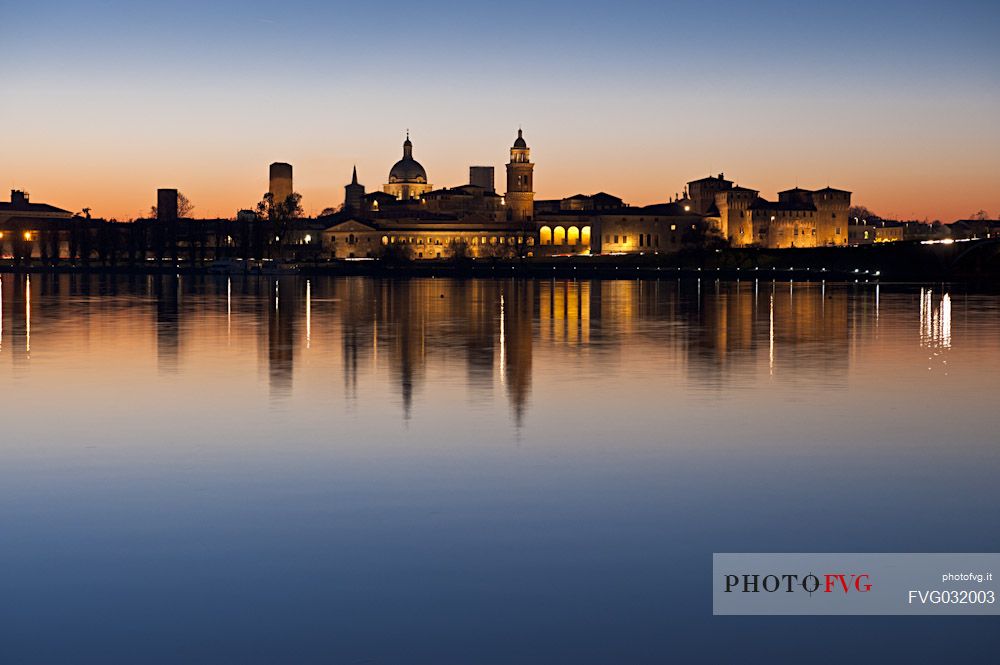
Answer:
[1,275,998,663]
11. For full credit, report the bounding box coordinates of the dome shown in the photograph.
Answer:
[513,128,527,149]
[388,157,427,183]
[388,133,427,184]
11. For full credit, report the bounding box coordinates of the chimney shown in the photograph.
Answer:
[11,190,27,207]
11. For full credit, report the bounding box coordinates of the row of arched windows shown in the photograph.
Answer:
[539,225,591,246]
[380,235,535,246]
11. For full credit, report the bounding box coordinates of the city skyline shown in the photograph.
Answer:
[3,1,999,223]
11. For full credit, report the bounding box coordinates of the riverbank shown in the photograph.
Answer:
[1,239,998,281]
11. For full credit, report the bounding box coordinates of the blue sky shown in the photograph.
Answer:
[3,0,999,220]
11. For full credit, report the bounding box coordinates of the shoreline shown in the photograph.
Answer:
[1,240,997,282]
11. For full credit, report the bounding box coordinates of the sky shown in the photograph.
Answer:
[1,0,998,221]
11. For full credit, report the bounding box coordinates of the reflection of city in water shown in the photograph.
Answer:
[0,275,976,423]
[2,273,1000,665]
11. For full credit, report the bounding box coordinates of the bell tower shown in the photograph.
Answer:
[505,128,534,222]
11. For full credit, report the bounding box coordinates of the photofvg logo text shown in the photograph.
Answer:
[713,554,1000,615]
[724,572,872,595]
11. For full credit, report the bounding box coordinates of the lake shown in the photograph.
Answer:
[1,274,998,663]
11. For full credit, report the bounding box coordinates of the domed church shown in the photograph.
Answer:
[383,131,432,200]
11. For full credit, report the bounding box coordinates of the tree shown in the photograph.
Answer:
[971,210,991,221]
[149,191,194,219]
[479,239,519,260]
[256,192,303,259]
[377,241,413,265]
[177,192,194,218]
[849,205,880,222]
[319,206,340,217]
[681,223,726,250]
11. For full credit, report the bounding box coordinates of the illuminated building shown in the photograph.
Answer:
[534,199,705,255]
[690,174,852,248]
[383,132,433,201]
[0,190,73,259]
[321,130,536,259]
[505,129,534,222]
[849,218,905,244]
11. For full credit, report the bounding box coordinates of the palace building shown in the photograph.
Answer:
[689,174,852,248]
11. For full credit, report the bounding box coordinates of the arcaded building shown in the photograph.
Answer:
[534,199,705,256]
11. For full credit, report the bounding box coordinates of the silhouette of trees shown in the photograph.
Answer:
[682,224,726,250]
[149,191,194,219]
[971,210,991,221]
[849,205,881,221]
[177,192,194,218]
[256,192,303,259]
[377,241,414,265]
[479,240,519,261]
[450,239,473,266]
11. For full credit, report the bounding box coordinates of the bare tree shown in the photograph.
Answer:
[971,210,991,221]
[177,192,194,218]
[149,191,195,218]
[849,205,880,221]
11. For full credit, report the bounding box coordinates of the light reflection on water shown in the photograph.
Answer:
[0,274,998,664]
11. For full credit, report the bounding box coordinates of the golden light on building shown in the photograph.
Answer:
[23,231,33,241]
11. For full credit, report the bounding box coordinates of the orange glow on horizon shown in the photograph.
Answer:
[5,130,998,223]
